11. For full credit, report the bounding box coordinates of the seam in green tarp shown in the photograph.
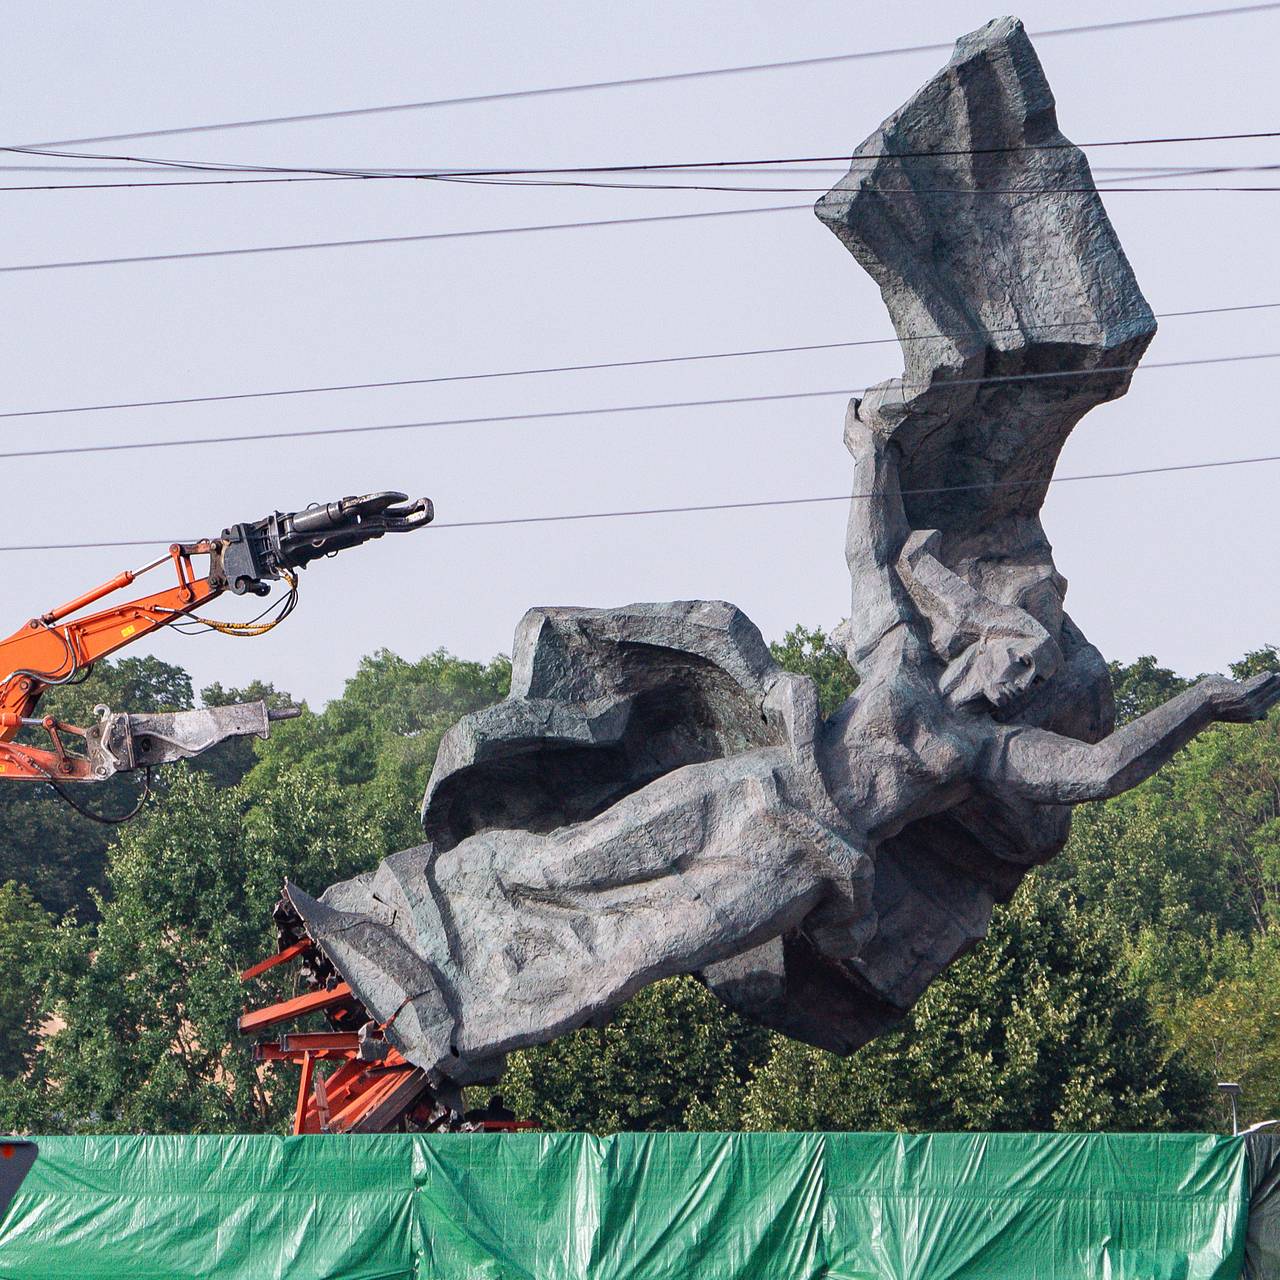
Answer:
[0,1131,1252,1280]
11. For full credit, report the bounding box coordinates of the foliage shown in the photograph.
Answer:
[35,765,387,1133]
[1107,655,1189,726]
[3,630,1279,1136]
[735,876,1209,1133]
[0,883,81,1079]
[1231,645,1280,679]
[503,977,770,1134]
[196,679,295,790]
[1167,932,1280,1128]
[242,648,511,850]
[0,645,510,1133]
[769,624,858,716]
[0,656,196,918]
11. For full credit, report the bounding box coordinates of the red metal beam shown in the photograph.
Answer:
[294,1052,316,1135]
[254,1043,354,1064]
[237,981,352,1034]
[279,1031,362,1053]
[240,939,312,982]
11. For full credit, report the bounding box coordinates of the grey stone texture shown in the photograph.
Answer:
[289,17,1280,1089]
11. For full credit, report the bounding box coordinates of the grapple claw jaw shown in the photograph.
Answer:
[215,491,433,594]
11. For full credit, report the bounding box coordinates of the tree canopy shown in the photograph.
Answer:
[2,631,1277,1135]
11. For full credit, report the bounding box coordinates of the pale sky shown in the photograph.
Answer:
[2,1,1277,707]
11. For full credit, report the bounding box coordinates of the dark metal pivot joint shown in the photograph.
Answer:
[217,492,432,595]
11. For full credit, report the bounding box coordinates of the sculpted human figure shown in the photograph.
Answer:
[283,17,1280,1094]
[288,398,1278,1090]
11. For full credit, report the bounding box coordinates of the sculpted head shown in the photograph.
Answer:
[939,629,1061,715]
[896,529,1063,717]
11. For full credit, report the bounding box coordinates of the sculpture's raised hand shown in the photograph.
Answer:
[1206,672,1280,724]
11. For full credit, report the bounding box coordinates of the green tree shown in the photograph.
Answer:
[0,882,78,1078]
[502,977,770,1134]
[736,876,1209,1133]
[769,624,858,716]
[40,765,386,1133]
[196,679,295,790]
[1108,655,1189,725]
[0,656,195,918]
[1231,645,1280,679]
[1167,931,1280,1129]
[246,648,511,850]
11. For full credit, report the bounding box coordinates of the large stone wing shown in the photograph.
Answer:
[816,15,1156,568]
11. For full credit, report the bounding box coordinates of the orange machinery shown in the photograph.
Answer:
[1,487,523,1132]
[0,492,430,808]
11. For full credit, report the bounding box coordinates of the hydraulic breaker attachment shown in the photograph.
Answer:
[218,492,433,595]
[86,701,301,779]
[0,701,299,784]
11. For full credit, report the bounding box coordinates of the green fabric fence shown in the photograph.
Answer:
[0,1132,1251,1279]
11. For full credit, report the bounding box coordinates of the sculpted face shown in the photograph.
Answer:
[944,633,1062,715]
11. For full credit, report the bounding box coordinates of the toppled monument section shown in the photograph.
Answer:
[276,17,1280,1096]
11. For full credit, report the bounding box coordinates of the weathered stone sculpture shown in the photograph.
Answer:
[286,16,1280,1093]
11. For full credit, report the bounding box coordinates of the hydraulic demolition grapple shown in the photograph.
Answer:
[0,492,431,812]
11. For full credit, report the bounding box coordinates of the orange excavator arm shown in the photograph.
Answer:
[0,492,431,789]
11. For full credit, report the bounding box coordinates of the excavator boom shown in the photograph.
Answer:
[0,491,431,792]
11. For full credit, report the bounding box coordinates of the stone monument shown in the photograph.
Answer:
[284,17,1280,1093]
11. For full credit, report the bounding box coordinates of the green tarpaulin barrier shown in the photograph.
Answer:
[1246,1134,1280,1279]
[0,1132,1250,1279]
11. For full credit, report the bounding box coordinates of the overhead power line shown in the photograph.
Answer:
[5,299,1278,422]
[2,451,1277,552]
[0,161,1271,178]
[0,174,359,194]
[12,3,1280,150]
[8,129,1280,183]
[7,164,1280,195]
[3,350,1277,463]
[433,453,1280,528]
[0,203,807,274]
[11,167,1280,276]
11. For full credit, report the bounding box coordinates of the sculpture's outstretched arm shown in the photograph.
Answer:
[986,674,1280,804]
[842,403,924,668]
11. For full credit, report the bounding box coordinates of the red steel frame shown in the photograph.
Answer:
[239,937,535,1134]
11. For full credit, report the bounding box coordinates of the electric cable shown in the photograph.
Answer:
[11,170,1280,195]
[0,167,1274,194]
[12,2,1280,150]
[9,129,1280,182]
[0,451,1274,552]
[429,453,1280,529]
[1,349,1276,462]
[0,174,365,193]
[3,298,1276,422]
[0,203,810,274]
[0,161,1265,176]
[11,172,1280,277]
